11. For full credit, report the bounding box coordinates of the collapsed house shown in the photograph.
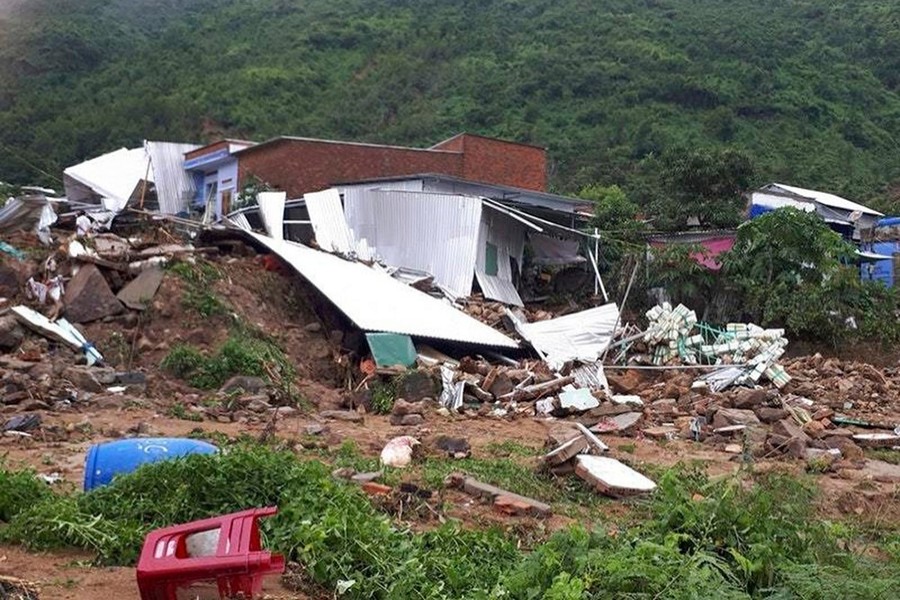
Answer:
[63,141,200,215]
[228,175,597,307]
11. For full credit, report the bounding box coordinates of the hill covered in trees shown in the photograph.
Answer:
[2,0,900,213]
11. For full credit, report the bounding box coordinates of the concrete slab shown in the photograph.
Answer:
[575,455,657,497]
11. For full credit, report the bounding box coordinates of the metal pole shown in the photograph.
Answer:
[600,257,639,362]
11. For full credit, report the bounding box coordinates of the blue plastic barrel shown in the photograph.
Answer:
[83,437,218,491]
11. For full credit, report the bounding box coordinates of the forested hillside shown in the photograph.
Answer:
[2,0,900,211]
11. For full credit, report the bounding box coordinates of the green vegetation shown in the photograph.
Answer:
[2,1,900,212]
[161,324,295,389]
[0,448,897,598]
[168,261,225,317]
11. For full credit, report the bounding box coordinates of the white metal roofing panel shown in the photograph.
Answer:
[258,191,286,239]
[767,183,882,216]
[63,147,151,212]
[749,192,815,212]
[343,189,482,298]
[511,303,619,370]
[145,141,200,214]
[247,232,518,348]
[304,188,356,253]
[475,210,525,306]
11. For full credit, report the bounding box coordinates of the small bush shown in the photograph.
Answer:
[161,325,294,390]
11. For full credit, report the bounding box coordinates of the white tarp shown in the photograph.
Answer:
[248,232,518,348]
[510,303,619,370]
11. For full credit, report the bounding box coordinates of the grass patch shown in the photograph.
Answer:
[484,440,541,458]
[0,450,897,599]
[865,448,900,465]
[166,403,203,422]
[369,380,396,415]
[168,260,225,317]
[161,323,295,390]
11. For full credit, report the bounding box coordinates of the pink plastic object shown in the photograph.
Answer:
[136,506,285,600]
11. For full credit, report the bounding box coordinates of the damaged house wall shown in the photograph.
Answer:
[343,189,483,299]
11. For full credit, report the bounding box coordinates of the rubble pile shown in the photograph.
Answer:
[461,296,555,329]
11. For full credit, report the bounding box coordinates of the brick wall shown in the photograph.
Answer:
[439,134,547,191]
[238,139,464,198]
[237,134,547,197]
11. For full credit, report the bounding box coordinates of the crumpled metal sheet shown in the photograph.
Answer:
[248,232,519,348]
[510,303,619,371]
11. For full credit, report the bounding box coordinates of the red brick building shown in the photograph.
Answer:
[235,132,546,198]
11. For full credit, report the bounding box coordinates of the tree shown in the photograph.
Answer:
[654,147,755,229]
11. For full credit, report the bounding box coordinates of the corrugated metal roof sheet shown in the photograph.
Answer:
[248,232,518,348]
[304,188,356,254]
[510,303,619,370]
[145,141,200,214]
[766,183,882,216]
[476,209,525,306]
[343,189,482,298]
[63,147,150,211]
[257,191,286,239]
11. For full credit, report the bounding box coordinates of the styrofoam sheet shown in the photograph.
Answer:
[248,233,518,348]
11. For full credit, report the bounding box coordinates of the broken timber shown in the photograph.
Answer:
[498,375,575,402]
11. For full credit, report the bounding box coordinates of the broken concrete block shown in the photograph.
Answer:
[391,398,420,416]
[558,388,600,412]
[389,413,424,426]
[610,394,644,407]
[445,472,552,516]
[493,495,536,516]
[63,366,104,393]
[487,372,515,398]
[733,388,768,409]
[319,410,364,423]
[116,266,164,310]
[543,435,589,466]
[754,407,789,423]
[591,412,642,434]
[724,443,743,454]
[220,375,267,395]
[772,418,811,444]
[712,408,760,429]
[0,315,25,351]
[859,459,900,483]
[64,264,123,323]
[853,433,900,448]
[575,455,657,497]
[351,471,383,484]
[801,420,827,439]
[397,371,438,402]
[642,426,678,440]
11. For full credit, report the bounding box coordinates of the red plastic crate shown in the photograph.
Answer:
[136,507,285,600]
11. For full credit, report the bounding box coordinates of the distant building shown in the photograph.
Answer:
[183,133,547,219]
[183,139,256,218]
[748,183,882,241]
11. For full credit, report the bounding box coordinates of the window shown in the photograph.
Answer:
[485,242,499,276]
